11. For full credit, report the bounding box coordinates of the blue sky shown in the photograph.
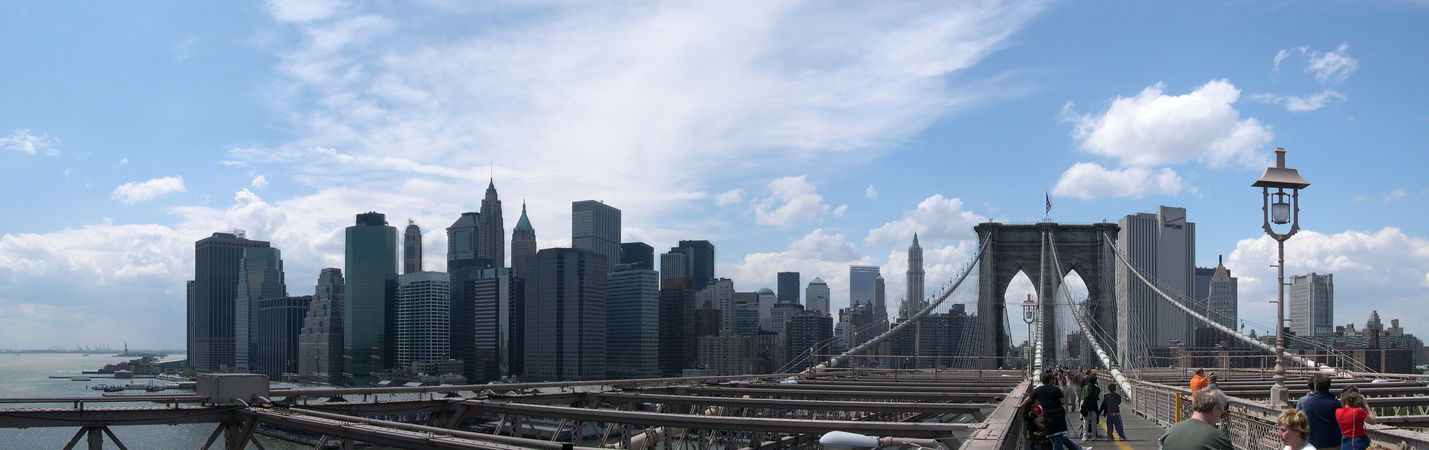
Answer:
[2,0,1427,349]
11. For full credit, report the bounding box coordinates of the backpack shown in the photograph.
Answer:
[1082,382,1101,400]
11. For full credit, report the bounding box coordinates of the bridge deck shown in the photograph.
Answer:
[1059,409,1168,449]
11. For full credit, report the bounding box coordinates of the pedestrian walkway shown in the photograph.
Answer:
[1062,409,1169,449]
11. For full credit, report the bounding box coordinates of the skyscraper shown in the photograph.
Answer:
[447,212,481,264]
[849,265,880,308]
[660,251,689,280]
[620,242,654,270]
[254,295,311,380]
[524,248,608,381]
[1205,257,1238,330]
[470,267,522,382]
[396,271,450,372]
[344,212,398,384]
[191,232,271,372]
[478,180,505,269]
[572,200,621,270]
[873,275,887,322]
[403,220,422,274]
[511,203,537,278]
[777,272,800,305]
[607,264,660,379]
[235,246,286,372]
[1289,273,1334,337]
[658,277,698,377]
[448,211,486,382]
[1116,205,1195,366]
[806,277,830,316]
[298,268,344,385]
[756,288,776,332]
[671,240,715,287]
[904,234,924,319]
[785,311,833,371]
[697,278,735,333]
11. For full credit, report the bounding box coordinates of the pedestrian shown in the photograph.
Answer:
[1297,373,1342,449]
[1016,372,1091,450]
[1100,383,1126,441]
[1278,409,1315,450]
[1335,390,1377,450]
[1189,368,1210,394]
[1207,372,1219,389]
[1024,403,1052,450]
[1158,387,1234,450]
[1080,379,1101,441]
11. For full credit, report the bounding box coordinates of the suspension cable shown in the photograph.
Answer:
[1049,230,1135,398]
[1101,232,1320,370]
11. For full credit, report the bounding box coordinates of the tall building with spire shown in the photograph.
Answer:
[477,180,505,269]
[403,220,422,274]
[510,202,536,278]
[904,233,924,320]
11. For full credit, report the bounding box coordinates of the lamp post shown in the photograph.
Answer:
[1252,147,1310,407]
[1022,294,1037,371]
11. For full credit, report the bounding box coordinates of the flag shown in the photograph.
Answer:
[1045,193,1052,215]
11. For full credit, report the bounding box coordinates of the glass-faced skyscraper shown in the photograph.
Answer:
[620,242,654,270]
[524,248,608,381]
[1116,205,1195,366]
[235,246,286,372]
[671,240,715,288]
[607,263,660,379]
[777,272,800,305]
[344,212,398,384]
[572,200,621,270]
[190,231,271,372]
[849,265,880,308]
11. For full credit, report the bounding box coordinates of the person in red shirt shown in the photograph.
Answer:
[1189,368,1209,394]
[1335,389,1377,450]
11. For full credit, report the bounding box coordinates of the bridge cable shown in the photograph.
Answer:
[1048,230,1136,399]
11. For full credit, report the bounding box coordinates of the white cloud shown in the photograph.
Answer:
[832,205,848,217]
[1274,44,1359,84]
[1051,163,1184,200]
[1352,195,1370,203]
[1383,188,1409,201]
[111,176,187,205]
[1065,80,1272,169]
[752,175,832,229]
[0,129,60,156]
[1251,90,1346,113]
[722,229,875,312]
[252,175,269,190]
[865,185,877,199]
[1228,227,1429,335]
[714,188,745,206]
[865,194,988,247]
[119,157,129,164]
[264,0,346,23]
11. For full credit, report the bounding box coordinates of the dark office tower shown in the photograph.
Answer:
[478,180,505,269]
[873,275,887,322]
[572,200,621,270]
[236,247,287,372]
[344,212,398,385]
[511,203,536,278]
[403,220,422,274]
[191,232,271,372]
[673,240,715,287]
[447,211,485,382]
[660,252,689,280]
[658,277,698,377]
[732,292,761,335]
[785,311,833,371]
[524,248,608,381]
[187,280,195,363]
[254,295,311,380]
[849,265,880,307]
[470,267,521,382]
[620,242,655,270]
[777,272,800,305]
[298,268,345,385]
[607,264,660,379]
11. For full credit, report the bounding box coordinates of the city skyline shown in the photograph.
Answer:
[3,1,1429,348]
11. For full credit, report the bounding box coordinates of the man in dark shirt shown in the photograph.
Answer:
[1159,387,1233,450]
[1297,373,1343,449]
[1100,384,1125,440]
[1018,373,1086,450]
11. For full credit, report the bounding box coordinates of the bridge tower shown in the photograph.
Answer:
[974,222,1119,369]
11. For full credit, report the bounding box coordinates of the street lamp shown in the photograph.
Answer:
[819,431,947,449]
[1022,294,1037,370]
[1252,147,1310,407]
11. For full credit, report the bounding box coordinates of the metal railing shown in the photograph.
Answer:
[1127,378,1429,450]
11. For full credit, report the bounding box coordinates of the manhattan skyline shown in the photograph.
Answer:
[2,1,1428,349]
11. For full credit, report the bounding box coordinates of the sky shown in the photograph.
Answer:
[2,0,1427,350]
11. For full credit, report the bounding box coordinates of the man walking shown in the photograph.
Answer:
[1018,373,1091,450]
[1100,384,1126,441]
[1158,387,1233,450]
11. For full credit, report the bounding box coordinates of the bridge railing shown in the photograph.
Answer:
[1127,378,1429,450]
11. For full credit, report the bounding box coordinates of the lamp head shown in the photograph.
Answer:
[1252,148,1310,190]
[820,431,880,448]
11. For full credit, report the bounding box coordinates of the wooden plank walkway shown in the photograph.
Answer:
[1058,409,1169,449]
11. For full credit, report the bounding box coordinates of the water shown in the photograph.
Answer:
[0,353,305,449]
